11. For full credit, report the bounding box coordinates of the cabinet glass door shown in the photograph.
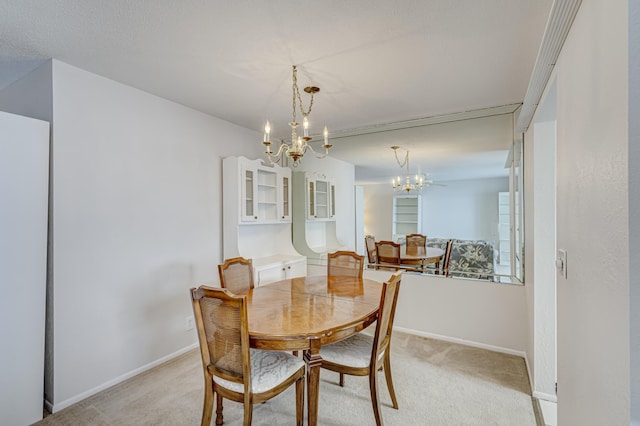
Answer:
[281,176,290,220]
[307,180,315,219]
[330,184,336,218]
[242,169,257,221]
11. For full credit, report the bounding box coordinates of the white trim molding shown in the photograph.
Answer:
[394,326,526,359]
[45,343,198,414]
[517,0,582,133]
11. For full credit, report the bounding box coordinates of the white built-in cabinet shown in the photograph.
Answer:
[292,171,344,268]
[253,255,307,286]
[306,175,336,220]
[223,156,305,286]
[240,159,291,223]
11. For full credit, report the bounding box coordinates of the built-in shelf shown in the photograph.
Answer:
[223,156,305,285]
[392,195,422,241]
[292,171,344,266]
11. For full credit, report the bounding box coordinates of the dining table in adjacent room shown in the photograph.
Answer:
[239,275,383,426]
[400,246,445,272]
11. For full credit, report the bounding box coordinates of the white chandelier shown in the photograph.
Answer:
[391,146,426,193]
[262,65,331,166]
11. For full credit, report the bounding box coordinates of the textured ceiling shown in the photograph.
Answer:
[0,0,552,182]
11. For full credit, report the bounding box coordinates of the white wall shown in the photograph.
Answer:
[0,60,56,407]
[422,177,508,242]
[2,60,265,411]
[362,176,508,243]
[547,1,630,424]
[630,0,640,421]
[363,183,394,240]
[0,112,50,425]
[365,270,528,354]
[0,60,53,123]
[531,117,557,401]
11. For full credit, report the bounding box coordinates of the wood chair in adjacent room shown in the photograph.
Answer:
[403,233,427,269]
[319,271,403,426]
[375,241,401,270]
[405,233,427,256]
[365,235,378,268]
[190,286,305,426]
[441,239,454,277]
[218,257,254,294]
[327,251,365,278]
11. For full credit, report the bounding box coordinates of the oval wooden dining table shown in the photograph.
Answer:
[238,275,383,426]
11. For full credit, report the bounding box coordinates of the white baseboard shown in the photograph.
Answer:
[393,326,527,358]
[46,343,198,413]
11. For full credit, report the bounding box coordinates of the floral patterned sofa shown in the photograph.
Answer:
[426,237,496,280]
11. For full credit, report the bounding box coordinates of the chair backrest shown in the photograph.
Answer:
[405,234,427,256]
[327,251,365,278]
[218,257,254,293]
[372,271,402,359]
[376,241,400,265]
[442,239,454,277]
[191,286,251,392]
[364,235,377,264]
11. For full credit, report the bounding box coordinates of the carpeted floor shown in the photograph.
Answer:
[35,332,537,425]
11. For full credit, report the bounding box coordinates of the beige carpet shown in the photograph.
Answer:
[36,332,537,425]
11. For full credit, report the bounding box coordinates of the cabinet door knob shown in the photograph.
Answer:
[282,267,286,271]
[254,216,258,219]
[287,266,291,269]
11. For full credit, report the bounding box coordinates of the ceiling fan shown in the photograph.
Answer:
[390,146,446,192]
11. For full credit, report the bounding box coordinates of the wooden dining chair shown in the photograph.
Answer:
[327,251,365,278]
[319,271,403,426]
[405,233,427,256]
[365,235,378,268]
[191,286,305,426]
[375,241,401,270]
[403,233,427,269]
[218,257,254,294]
[441,239,454,277]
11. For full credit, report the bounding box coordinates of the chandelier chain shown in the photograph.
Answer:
[292,66,315,121]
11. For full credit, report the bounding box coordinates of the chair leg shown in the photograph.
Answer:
[243,401,253,426]
[383,351,399,409]
[215,392,224,425]
[369,367,384,426]
[202,379,214,426]
[295,376,304,426]
[339,372,345,387]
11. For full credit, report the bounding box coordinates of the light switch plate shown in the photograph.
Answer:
[557,249,567,279]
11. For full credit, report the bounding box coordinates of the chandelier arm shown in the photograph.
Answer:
[264,142,289,165]
[305,143,330,160]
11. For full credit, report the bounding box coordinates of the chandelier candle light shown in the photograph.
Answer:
[391,145,426,193]
[263,65,332,166]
